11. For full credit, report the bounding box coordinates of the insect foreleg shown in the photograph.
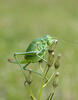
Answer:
[36,54,48,65]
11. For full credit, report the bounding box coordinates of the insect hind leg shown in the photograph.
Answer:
[23,64,44,78]
[13,53,28,81]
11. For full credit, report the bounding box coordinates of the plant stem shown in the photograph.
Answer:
[43,72,55,88]
[29,85,37,100]
[38,67,49,100]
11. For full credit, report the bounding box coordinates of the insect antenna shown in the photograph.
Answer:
[52,36,78,46]
[60,39,78,46]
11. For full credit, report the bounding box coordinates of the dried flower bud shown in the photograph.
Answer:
[54,54,61,69]
[55,72,59,77]
[52,72,59,88]
[48,51,54,67]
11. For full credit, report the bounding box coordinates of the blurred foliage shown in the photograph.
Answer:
[0,0,78,100]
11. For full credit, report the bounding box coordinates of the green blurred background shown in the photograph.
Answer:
[0,0,78,100]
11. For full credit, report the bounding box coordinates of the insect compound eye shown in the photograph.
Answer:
[47,39,54,46]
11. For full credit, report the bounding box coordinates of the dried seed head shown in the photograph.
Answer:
[57,54,61,59]
[52,72,59,88]
[54,54,61,69]
[48,51,54,67]
[54,61,60,69]
[55,72,59,77]
[52,51,54,57]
